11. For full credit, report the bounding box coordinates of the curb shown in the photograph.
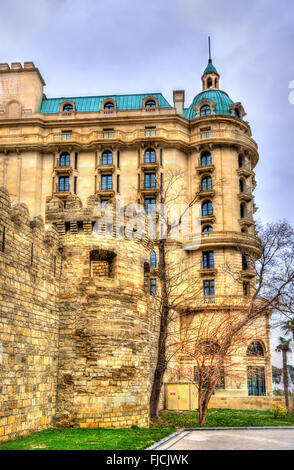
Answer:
[147,426,294,450]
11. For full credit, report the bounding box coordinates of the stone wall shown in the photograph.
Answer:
[0,187,61,441]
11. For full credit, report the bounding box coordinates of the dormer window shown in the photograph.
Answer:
[200,105,211,116]
[145,100,156,108]
[234,108,240,118]
[63,103,73,112]
[104,102,114,110]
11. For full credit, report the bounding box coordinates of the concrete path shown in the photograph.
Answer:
[152,428,294,450]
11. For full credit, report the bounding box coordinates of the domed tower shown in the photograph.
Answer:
[173,52,272,399]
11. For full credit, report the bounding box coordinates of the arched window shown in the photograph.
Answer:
[145,99,156,108]
[144,148,156,163]
[202,225,213,233]
[198,340,220,355]
[201,176,212,191]
[150,251,156,268]
[60,152,70,167]
[247,341,264,356]
[240,203,246,218]
[104,101,114,110]
[238,155,243,168]
[200,105,211,116]
[239,179,244,192]
[234,108,240,118]
[207,77,213,89]
[101,150,113,165]
[63,103,73,112]
[201,151,212,166]
[202,201,213,217]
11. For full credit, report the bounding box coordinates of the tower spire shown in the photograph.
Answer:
[208,36,212,62]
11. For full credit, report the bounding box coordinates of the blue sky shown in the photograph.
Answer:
[1,0,294,365]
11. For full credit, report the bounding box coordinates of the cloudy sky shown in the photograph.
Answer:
[1,0,294,366]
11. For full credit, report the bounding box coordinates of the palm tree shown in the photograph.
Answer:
[275,337,292,412]
[282,319,294,341]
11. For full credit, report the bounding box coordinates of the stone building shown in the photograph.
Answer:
[0,58,273,441]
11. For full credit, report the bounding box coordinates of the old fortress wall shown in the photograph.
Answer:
[0,61,274,441]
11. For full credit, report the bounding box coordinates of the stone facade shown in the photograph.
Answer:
[0,59,273,441]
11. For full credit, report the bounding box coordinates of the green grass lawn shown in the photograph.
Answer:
[1,409,293,450]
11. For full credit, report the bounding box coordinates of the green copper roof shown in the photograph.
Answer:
[39,93,172,114]
[203,60,219,75]
[182,89,234,120]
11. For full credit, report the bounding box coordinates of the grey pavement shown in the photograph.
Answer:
[152,428,294,450]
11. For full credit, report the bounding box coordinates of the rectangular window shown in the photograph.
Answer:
[242,253,248,270]
[103,128,114,138]
[74,176,77,194]
[203,280,215,302]
[74,152,78,170]
[145,126,156,137]
[102,152,113,165]
[144,173,156,189]
[144,198,156,214]
[243,281,249,296]
[160,149,163,166]
[58,176,70,192]
[150,278,156,296]
[247,367,266,396]
[117,150,120,169]
[61,130,72,141]
[53,256,56,277]
[200,127,212,139]
[202,251,214,269]
[101,174,112,190]
[117,174,120,193]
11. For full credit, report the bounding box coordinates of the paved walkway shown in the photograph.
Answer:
[152,428,294,450]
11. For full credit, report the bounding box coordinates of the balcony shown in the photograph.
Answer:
[53,164,73,175]
[96,182,115,197]
[239,211,254,227]
[53,183,71,199]
[238,186,254,202]
[198,183,215,198]
[199,261,217,276]
[203,295,216,304]
[141,160,159,171]
[237,162,254,178]
[96,159,115,173]
[201,214,216,224]
[191,129,258,156]
[139,182,159,196]
[196,160,215,175]
[183,231,262,256]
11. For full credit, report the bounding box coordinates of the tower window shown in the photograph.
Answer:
[144,148,156,163]
[201,176,212,191]
[203,280,215,302]
[144,173,156,189]
[150,251,157,268]
[202,201,213,217]
[144,198,156,214]
[101,174,112,190]
[202,251,214,269]
[150,278,156,295]
[101,150,113,165]
[90,249,115,278]
[243,281,249,296]
[60,152,70,167]
[59,176,70,192]
[200,105,211,116]
[200,152,212,166]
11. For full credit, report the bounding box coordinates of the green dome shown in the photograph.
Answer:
[203,60,219,76]
[182,89,234,120]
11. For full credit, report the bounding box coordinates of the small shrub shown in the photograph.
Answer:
[271,404,288,418]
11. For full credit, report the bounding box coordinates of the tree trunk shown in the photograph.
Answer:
[150,239,169,418]
[282,349,289,412]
